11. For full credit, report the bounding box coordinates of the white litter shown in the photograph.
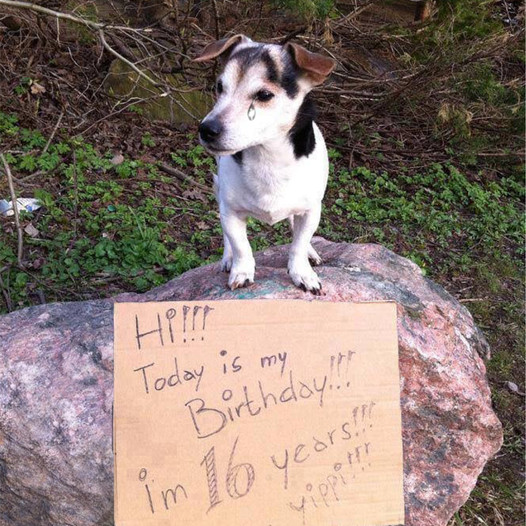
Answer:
[0,198,41,216]
[24,223,40,238]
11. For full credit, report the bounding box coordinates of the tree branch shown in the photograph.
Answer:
[98,28,160,87]
[0,0,162,88]
[0,0,147,32]
[1,154,24,267]
[0,0,198,120]
[42,110,64,154]
[158,162,212,194]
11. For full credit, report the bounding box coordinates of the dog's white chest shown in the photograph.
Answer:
[242,168,312,223]
[219,160,322,224]
[216,124,328,225]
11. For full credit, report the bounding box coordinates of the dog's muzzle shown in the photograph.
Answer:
[198,118,223,144]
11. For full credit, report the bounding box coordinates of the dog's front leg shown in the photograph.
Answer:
[288,207,322,295]
[220,209,255,290]
[221,233,233,272]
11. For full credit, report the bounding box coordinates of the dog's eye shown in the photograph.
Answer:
[216,80,223,94]
[255,90,274,102]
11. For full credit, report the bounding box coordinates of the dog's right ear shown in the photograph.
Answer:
[285,42,336,86]
[194,34,251,62]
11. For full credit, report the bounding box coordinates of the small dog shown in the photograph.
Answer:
[195,34,335,294]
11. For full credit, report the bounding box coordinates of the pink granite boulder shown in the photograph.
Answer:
[0,238,502,525]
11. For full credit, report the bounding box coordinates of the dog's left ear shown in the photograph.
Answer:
[286,43,336,86]
[194,34,251,62]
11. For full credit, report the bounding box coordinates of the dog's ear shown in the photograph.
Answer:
[286,43,335,86]
[194,34,250,62]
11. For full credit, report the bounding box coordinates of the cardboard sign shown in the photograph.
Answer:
[114,300,404,526]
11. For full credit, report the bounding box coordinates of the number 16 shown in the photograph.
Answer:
[201,437,255,513]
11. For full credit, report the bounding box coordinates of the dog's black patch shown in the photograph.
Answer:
[231,45,264,73]
[233,150,243,164]
[230,45,299,97]
[261,49,279,83]
[232,46,279,85]
[280,52,299,98]
[289,94,317,158]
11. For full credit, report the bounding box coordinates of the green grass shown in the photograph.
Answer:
[1,110,523,310]
[321,152,524,275]
[0,113,210,305]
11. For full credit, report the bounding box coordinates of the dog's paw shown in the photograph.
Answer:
[308,245,323,266]
[288,262,322,295]
[228,260,255,290]
[221,256,233,273]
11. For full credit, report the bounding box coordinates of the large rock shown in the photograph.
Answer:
[0,239,502,526]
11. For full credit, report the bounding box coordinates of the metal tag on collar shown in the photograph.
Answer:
[247,101,256,121]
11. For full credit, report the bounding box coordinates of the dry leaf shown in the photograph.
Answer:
[24,223,39,238]
[182,188,206,202]
[30,82,46,95]
[111,153,125,166]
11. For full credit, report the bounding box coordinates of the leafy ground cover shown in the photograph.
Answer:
[2,110,522,311]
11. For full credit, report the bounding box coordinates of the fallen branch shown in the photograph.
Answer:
[98,28,160,87]
[159,162,212,194]
[0,0,198,121]
[0,153,24,266]
[42,110,64,154]
[0,0,146,32]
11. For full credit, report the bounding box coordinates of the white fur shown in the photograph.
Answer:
[204,44,307,154]
[200,43,330,293]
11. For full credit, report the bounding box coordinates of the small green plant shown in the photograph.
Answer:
[128,104,144,115]
[115,159,139,178]
[14,76,31,96]
[141,132,156,148]
[272,0,335,19]
[0,111,19,136]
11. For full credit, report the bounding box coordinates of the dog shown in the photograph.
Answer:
[195,34,335,294]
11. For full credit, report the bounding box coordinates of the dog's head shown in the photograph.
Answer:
[194,35,335,156]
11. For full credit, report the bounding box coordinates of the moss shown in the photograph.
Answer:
[105,60,211,125]
[63,1,98,44]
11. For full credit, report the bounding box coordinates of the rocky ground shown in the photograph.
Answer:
[0,240,504,525]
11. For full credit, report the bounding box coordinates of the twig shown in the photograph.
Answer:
[98,28,160,87]
[331,2,374,29]
[36,289,46,304]
[0,0,150,32]
[42,110,64,154]
[476,151,524,158]
[0,268,13,312]
[158,162,212,194]
[211,0,220,40]
[72,149,79,240]
[0,154,24,266]
[279,27,307,45]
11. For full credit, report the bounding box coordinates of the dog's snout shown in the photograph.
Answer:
[199,119,223,143]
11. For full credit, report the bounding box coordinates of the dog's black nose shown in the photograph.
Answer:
[199,119,222,143]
